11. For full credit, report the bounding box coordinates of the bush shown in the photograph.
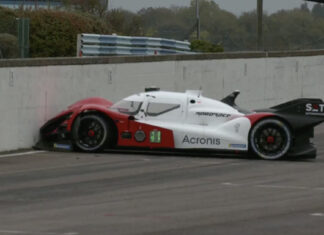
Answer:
[0,7,112,58]
[0,6,17,36]
[0,33,19,58]
[19,9,111,57]
[190,40,224,53]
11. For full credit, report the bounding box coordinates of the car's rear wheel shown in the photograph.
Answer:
[249,118,292,160]
[72,114,110,152]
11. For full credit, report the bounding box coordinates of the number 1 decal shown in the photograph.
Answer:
[150,130,161,143]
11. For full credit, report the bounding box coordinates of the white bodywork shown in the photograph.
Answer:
[123,90,251,151]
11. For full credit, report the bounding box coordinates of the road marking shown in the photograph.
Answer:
[228,162,245,166]
[196,161,223,165]
[195,160,243,166]
[0,231,26,234]
[0,151,47,159]
[221,182,240,186]
[221,182,324,192]
[310,213,324,217]
[0,230,77,235]
[256,185,308,190]
[104,213,172,220]
[315,187,324,191]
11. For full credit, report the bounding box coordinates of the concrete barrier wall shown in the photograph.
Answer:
[1,51,324,152]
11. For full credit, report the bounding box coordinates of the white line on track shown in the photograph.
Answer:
[221,182,240,186]
[193,160,244,166]
[0,230,77,235]
[256,185,308,190]
[0,151,47,159]
[310,213,324,217]
[221,182,324,192]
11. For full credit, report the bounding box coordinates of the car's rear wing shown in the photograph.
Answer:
[255,98,324,131]
[270,98,324,116]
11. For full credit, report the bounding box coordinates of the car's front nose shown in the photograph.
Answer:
[40,111,73,141]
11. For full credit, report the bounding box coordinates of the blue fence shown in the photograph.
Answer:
[77,34,193,57]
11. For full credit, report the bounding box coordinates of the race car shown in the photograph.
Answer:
[36,88,324,160]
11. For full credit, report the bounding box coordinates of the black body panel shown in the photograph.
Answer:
[221,91,252,114]
[256,98,324,130]
[256,98,324,158]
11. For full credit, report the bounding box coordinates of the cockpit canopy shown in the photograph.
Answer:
[110,99,143,115]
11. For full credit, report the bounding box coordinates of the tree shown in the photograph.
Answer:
[265,8,324,50]
[190,39,223,53]
[19,9,111,57]
[312,3,324,17]
[63,0,108,16]
[300,3,310,12]
[107,9,143,36]
[238,12,258,50]
[0,33,19,58]
[139,7,192,40]
[191,0,243,50]
[0,6,18,36]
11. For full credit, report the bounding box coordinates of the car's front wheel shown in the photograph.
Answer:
[72,114,110,152]
[249,118,292,160]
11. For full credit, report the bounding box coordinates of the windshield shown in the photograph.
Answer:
[110,100,143,115]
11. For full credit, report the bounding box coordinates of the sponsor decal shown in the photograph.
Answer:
[234,123,240,133]
[229,144,247,149]
[53,143,72,150]
[196,112,231,118]
[306,103,324,116]
[150,130,161,143]
[182,135,221,145]
[135,130,146,142]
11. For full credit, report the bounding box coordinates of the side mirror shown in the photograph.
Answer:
[128,116,135,121]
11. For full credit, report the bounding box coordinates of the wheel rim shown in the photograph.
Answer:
[76,117,107,151]
[251,120,291,160]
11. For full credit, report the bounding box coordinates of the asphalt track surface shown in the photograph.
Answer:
[0,126,324,235]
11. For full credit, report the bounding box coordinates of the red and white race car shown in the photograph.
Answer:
[37,88,324,160]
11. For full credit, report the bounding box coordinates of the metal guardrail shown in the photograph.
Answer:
[77,34,192,57]
[1,0,62,9]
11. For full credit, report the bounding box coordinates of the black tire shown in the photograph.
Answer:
[249,118,292,160]
[72,115,111,152]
